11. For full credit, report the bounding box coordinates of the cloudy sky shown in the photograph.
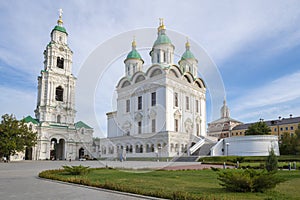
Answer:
[1,0,300,137]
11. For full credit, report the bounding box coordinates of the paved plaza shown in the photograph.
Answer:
[0,160,202,200]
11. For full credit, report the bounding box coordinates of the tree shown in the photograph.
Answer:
[295,123,300,154]
[0,114,37,160]
[245,121,271,135]
[265,148,278,172]
[279,132,297,155]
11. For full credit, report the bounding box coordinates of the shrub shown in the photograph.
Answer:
[232,156,245,163]
[218,169,284,193]
[62,165,90,175]
[266,148,278,172]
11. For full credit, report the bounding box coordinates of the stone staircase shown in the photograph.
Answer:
[192,143,215,156]
[173,156,200,162]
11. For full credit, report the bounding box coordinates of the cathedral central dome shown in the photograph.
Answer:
[153,33,172,46]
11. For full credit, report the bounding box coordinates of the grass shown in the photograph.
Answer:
[39,168,300,200]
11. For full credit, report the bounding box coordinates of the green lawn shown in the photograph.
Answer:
[39,168,300,200]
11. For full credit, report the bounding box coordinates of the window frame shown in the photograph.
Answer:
[138,121,142,134]
[126,99,130,112]
[138,96,142,110]
[151,92,156,106]
[174,92,178,107]
[152,119,156,133]
[186,96,190,110]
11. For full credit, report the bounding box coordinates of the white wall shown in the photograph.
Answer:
[211,135,280,156]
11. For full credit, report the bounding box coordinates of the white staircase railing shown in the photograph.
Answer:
[210,139,224,156]
[189,138,205,155]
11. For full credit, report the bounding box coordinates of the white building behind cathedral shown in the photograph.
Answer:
[100,20,207,158]
[23,12,94,160]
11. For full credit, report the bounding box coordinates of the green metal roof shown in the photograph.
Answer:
[53,25,67,34]
[126,49,142,60]
[75,121,93,129]
[23,116,39,125]
[153,33,172,46]
[181,49,195,60]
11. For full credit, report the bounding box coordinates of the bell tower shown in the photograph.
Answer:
[35,9,76,125]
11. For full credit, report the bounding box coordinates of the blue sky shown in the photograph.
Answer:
[1,1,300,137]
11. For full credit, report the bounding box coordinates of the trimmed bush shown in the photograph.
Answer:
[62,165,90,175]
[218,169,284,193]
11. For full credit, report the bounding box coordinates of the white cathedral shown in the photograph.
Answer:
[14,12,278,161]
[100,20,207,158]
[23,11,93,160]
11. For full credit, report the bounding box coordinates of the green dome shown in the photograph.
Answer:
[126,49,142,60]
[53,25,67,34]
[181,49,195,60]
[154,34,172,46]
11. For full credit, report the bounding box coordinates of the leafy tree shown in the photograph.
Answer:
[279,132,297,155]
[295,123,300,154]
[0,114,37,160]
[265,148,278,172]
[245,121,271,135]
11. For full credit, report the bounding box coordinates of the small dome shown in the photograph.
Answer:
[53,25,67,34]
[181,49,195,60]
[153,33,172,46]
[126,49,142,59]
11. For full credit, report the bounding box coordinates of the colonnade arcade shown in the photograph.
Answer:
[100,141,188,157]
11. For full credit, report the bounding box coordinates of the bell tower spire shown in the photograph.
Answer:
[35,10,76,125]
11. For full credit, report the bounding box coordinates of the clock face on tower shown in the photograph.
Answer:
[59,46,64,51]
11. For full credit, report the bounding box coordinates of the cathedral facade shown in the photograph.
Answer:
[24,12,93,160]
[100,20,207,158]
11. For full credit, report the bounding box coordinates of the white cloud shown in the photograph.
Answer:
[231,71,300,122]
[233,71,300,110]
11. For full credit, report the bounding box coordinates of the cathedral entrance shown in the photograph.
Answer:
[79,147,84,159]
[25,147,32,160]
[50,138,65,160]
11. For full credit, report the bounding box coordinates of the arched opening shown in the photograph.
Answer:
[79,147,84,159]
[57,115,61,123]
[50,138,65,160]
[25,147,33,160]
[50,138,57,160]
[57,57,64,69]
[140,145,143,153]
[55,86,63,101]
[57,139,65,160]
[146,144,151,153]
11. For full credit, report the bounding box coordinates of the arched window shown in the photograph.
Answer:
[57,57,64,69]
[55,86,63,101]
[57,115,61,123]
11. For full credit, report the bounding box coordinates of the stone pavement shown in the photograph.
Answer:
[0,160,202,200]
